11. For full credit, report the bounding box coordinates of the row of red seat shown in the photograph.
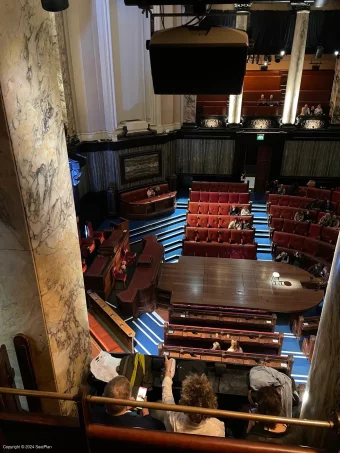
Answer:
[266,185,332,200]
[269,205,340,223]
[267,194,336,211]
[190,191,250,204]
[187,214,253,229]
[88,312,123,353]
[191,181,248,192]
[183,241,257,259]
[272,231,335,263]
[185,227,255,244]
[332,190,340,203]
[270,218,339,245]
[188,202,251,215]
[274,245,329,269]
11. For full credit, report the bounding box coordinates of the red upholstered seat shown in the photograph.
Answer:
[278,195,290,206]
[238,193,250,204]
[321,226,339,245]
[309,223,322,239]
[303,237,319,256]
[220,243,231,258]
[209,182,220,192]
[209,203,219,215]
[185,227,196,241]
[112,268,127,287]
[270,205,282,218]
[221,229,231,243]
[187,214,198,227]
[183,241,196,256]
[268,194,280,205]
[200,182,210,192]
[219,204,229,215]
[229,193,239,204]
[88,313,123,352]
[242,229,255,244]
[208,215,219,229]
[244,244,257,260]
[281,207,294,220]
[289,196,302,208]
[197,229,208,242]
[288,234,304,251]
[190,191,200,202]
[218,182,229,192]
[209,192,219,203]
[273,231,290,248]
[332,191,340,203]
[199,203,209,214]
[294,222,309,236]
[282,219,296,234]
[230,230,242,244]
[219,193,229,203]
[191,181,201,191]
[317,242,335,262]
[200,191,210,202]
[204,243,220,257]
[270,217,284,231]
[307,187,331,200]
[188,202,199,214]
[208,228,219,242]
[230,244,244,259]
[195,243,207,257]
[197,215,209,228]
[219,216,230,229]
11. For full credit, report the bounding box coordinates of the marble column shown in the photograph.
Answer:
[300,235,340,448]
[282,9,310,125]
[329,58,340,125]
[183,95,197,124]
[0,0,91,415]
[227,6,249,126]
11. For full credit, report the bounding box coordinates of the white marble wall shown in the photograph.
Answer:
[330,58,340,124]
[183,95,197,124]
[0,0,91,414]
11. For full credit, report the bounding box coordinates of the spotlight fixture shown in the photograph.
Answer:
[315,46,324,59]
[41,0,69,12]
[275,55,281,63]
[335,50,340,59]
[271,272,280,283]
[261,65,268,71]
[280,50,286,57]
[264,60,268,66]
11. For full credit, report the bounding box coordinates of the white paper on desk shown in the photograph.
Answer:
[90,351,121,382]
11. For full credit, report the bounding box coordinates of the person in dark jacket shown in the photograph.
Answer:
[92,376,165,431]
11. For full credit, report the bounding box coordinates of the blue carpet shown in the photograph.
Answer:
[256,237,271,245]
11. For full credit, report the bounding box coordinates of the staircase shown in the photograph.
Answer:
[252,202,272,261]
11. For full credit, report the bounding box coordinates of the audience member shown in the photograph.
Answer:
[228,218,241,230]
[301,104,310,115]
[194,230,200,242]
[306,179,316,187]
[230,206,240,215]
[310,105,315,115]
[162,356,225,437]
[319,199,332,212]
[307,199,318,210]
[314,104,323,115]
[92,376,165,430]
[318,212,332,227]
[331,215,340,229]
[321,266,330,281]
[212,342,221,350]
[257,94,266,105]
[227,339,243,353]
[241,207,250,216]
[246,386,301,446]
[268,94,275,106]
[277,184,286,195]
[268,180,279,194]
[291,252,305,268]
[294,210,305,222]
[120,261,127,273]
[242,220,252,230]
[147,187,155,198]
[308,263,323,278]
[304,210,314,223]
[275,252,290,264]
[287,183,298,196]
[154,185,161,195]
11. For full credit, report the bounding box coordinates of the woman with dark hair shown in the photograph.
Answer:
[162,356,224,436]
[246,386,301,445]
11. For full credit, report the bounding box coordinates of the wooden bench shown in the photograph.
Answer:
[87,291,135,352]
[302,335,316,363]
[169,306,276,332]
[164,323,283,355]
[291,315,320,340]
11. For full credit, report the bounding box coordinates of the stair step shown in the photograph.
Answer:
[164,243,183,253]
[130,213,186,234]
[257,247,272,253]
[165,254,181,262]
[130,216,186,238]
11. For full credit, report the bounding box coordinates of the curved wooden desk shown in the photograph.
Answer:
[157,256,324,313]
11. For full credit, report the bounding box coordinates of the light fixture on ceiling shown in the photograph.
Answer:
[315,46,324,59]
[280,50,286,57]
[335,50,340,59]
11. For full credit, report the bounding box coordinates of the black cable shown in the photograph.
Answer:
[160,5,165,29]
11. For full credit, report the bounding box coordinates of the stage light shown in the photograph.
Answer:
[260,65,268,71]
[280,50,285,57]
[264,61,268,66]
[315,46,324,59]
[41,0,69,11]
[275,55,281,63]
[335,51,339,56]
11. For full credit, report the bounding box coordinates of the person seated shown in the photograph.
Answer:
[310,105,315,115]
[227,339,243,353]
[268,94,275,106]
[230,205,240,215]
[277,184,286,195]
[241,206,250,216]
[319,199,332,212]
[291,252,305,268]
[217,231,223,243]
[294,210,305,222]
[242,220,252,230]
[147,187,155,198]
[331,215,340,229]
[92,376,165,430]
[194,230,200,242]
[268,180,279,194]
[120,260,127,273]
[162,356,225,437]
[287,183,298,196]
[300,104,310,115]
[308,262,323,278]
[304,210,314,223]
[321,266,330,281]
[318,212,332,227]
[307,198,318,210]
[212,341,221,350]
[306,179,316,187]
[246,386,301,445]
[154,185,161,195]
[257,94,266,105]
[275,252,290,264]
[228,218,241,230]
[314,104,323,115]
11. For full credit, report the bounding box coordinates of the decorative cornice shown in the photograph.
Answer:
[291,1,312,12]
[234,3,252,12]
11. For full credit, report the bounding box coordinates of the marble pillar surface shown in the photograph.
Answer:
[329,58,340,124]
[301,235,340,448]
[0,0,91,414]
[183,94,197,124]
[282,10,309,125]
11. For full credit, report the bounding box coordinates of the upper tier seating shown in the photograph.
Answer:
[269,205,318,221]
[190,191,250,203]
[183,241,257,259]
[188,202,251,215]
[88,312,124,353]
[291,315,320,340]
[269,218,339,244]
[186,214,253,229]
[267,194,335,211]
[266,186,332,200]
[302,335,316,363]
[185,227,255,244]
[272,231,335,264]
[191,181,249,192]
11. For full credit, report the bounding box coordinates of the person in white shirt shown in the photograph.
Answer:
[314,104,323,115]
[227,339,243,353]
[241,207,250,216]
[162,356,225,437]
[300,104,310,115]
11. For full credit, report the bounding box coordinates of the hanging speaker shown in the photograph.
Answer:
[41,0,69,12]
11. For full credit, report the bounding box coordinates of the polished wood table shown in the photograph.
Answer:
[157,256,323,313]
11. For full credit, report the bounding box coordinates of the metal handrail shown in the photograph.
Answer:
[0,386,336,430]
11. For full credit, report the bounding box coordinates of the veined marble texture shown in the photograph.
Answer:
[183,95,197,124]
[330,59,340,124]
[0,0,90,414]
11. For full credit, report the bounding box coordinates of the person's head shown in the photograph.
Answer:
[104,376,131,415]
[179,374,217,424]
[230,339,240,350]
[270,94,273,100]
[325,213,331,220]
[274,180,278,184]
[317,104,322,109]
[280,184,284,188]
[212,341,221,350]
[256,386,283,429]
[232,205,235,210]
[304,104,308,108]
[294,251,301,258]
[311,105,315,110]
[306,210,310,215]
[260,94,264,99]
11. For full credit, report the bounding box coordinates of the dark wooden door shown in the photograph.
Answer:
[0,344,21,412]
[255,145,272,193]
